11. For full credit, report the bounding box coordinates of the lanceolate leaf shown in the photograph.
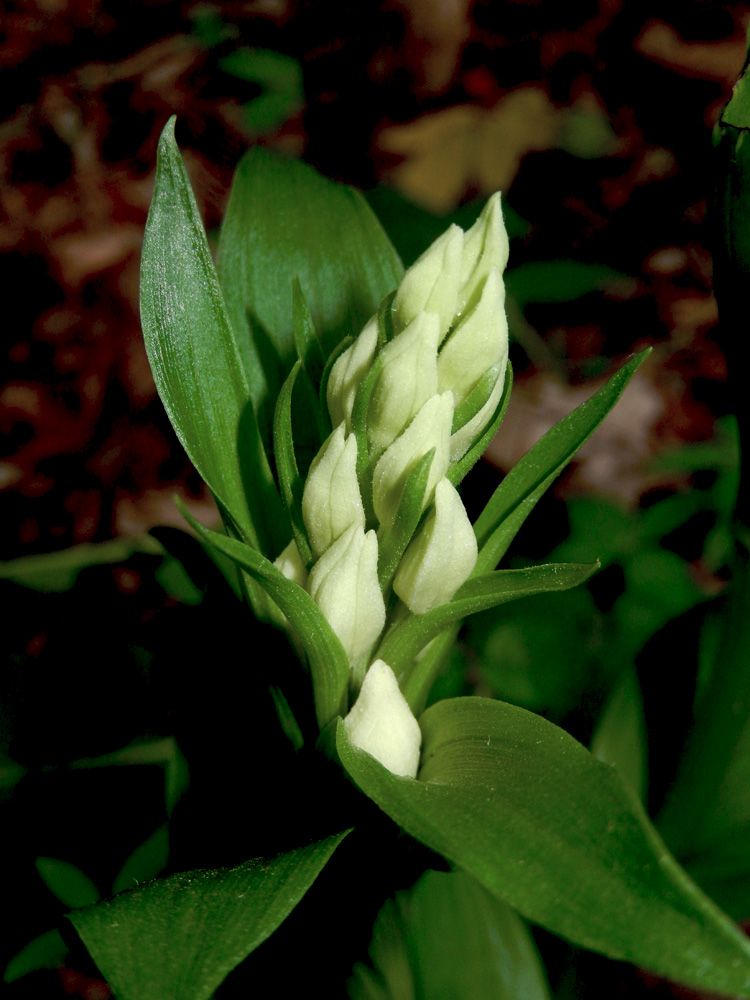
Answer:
[69,832,350,1000]
[180,504,348,727]
[216,147,403,443]
[337,700,750,998]
[376,562,598,706]
[273,360,313,568]
[473,349,649,572]
[140,118,284,556]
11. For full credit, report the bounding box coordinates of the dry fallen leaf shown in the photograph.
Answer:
[378,88,619,212]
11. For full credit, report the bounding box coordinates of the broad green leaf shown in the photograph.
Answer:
[70,832,350,1000]
[505,260,631,308]
[216,147,403,441]
[590,667,648,802]
[3,929,68,983]
[337,699,750,998]
[36,857,100,909]
[180,504,348,727]
[349,869,550,1000]
[113,824,170,896]
[376,562,598,707]
[140,118,284,556]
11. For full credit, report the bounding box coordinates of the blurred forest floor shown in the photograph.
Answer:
[2,0,747,558]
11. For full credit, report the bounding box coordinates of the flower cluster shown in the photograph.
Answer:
[276,194,509,776]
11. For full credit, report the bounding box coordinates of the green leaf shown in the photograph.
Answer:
[216,147,403,444]
[590,668,648,802]
[376,562,598,708]
[3,929,68,983]
[179,504,348,728]
[64,736,189,817]
[658,553,750,860]
[219,49,304,134]
[505,260,631,308]
[140,118,284,557]
[350,869,550,1000]
[337,700,750,998]
[70,832,350,1000]
[0,535,163,592]
[113,824,170,896]
[474,350,650,572]
[36,857,100,909]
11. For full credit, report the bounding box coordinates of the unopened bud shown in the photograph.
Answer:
[273,538,308,588]
[343,659,421,777]
[327,316,378,430]
[392,225,463,340]
[302,423,364,558]
[457,193,509,317]
[307,525,385,666]
[393,478,478,614]
[437,269,507,408]
[372,392,453,529]
[367,311,440,455]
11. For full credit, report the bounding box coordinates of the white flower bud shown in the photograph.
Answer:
[372,392,453,530]
[327,316,378,430]
[307,525,385,665]
[437,269,508,408]
[448,368,505,463]
[393,478,478,614]
[302,423,365,558]
[367,311,440,456]
[392,225,463,340]
[273,538,308,588]
[343,659,421,777]
[457,192,510,317]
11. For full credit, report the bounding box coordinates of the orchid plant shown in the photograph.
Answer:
[45,118,750,999]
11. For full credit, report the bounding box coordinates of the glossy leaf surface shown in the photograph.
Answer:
[337,698,750,997]
[69,832,349,1000]
[140,118,283,555]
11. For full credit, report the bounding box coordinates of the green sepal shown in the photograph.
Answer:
[447,362,513,487]
[473,349,649,572]
[273,360,314,569]
[178,502,348,728]
[377,448,435,593]
[375,561,598,706]
[337,700,750,998]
